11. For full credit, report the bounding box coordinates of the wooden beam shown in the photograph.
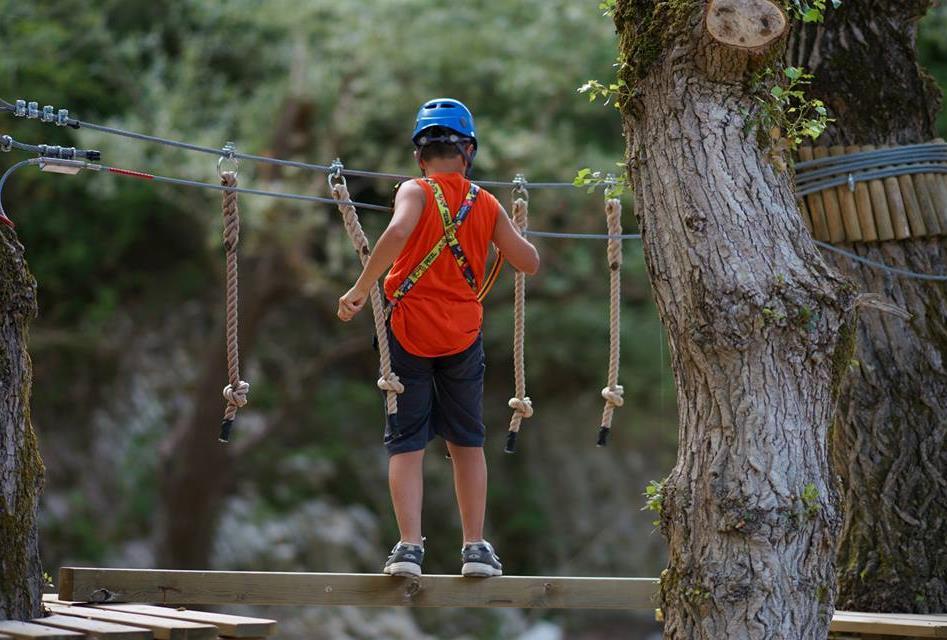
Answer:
[831,611,947,638]
[59,568,659,610]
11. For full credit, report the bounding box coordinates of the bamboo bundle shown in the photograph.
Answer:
[813,146,847,242]
[845,145,878,242]
[797,146,831,241]
[829,145,863,241]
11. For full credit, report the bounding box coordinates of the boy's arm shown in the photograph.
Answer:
[337,181,425,322]
[492,203,540,275]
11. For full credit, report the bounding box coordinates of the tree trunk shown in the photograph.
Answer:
[0,226,44,620]
[788,0,947,613]
[614,2,855,637]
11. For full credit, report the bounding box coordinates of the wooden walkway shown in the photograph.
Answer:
[0,568,933,639]
[0,595,277,639]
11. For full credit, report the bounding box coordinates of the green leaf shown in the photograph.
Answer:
[802,8,822,22]
[770,86,784,98]
[784,66,802,81]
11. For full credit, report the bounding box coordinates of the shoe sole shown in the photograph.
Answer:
[462,562,502,577]
[384,562,422,577]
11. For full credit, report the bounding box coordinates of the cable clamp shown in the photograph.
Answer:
[328,157,346,189]
[15,100,26,117]
[39,158,92,175]
[512,173,529,201]
[27,101,39,119]
[217,141,238,179]
[41,105,55,123]
[847,173,856,192]
[56,109,70,127]
[0,135,12,153]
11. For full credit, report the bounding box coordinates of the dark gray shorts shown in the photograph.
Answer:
[384,331,485,455]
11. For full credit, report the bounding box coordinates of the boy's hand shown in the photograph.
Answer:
[338,285,370,321]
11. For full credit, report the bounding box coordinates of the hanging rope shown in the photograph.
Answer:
[218,149,250,443]
[505,177,532,453]
[328,162,404,421]
[598,190,624,447]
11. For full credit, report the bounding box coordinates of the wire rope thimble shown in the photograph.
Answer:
[217,141,239,180]
[328,158,347,191]
[512,173,529,202]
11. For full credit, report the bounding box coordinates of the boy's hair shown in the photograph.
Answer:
[416,126,467,163]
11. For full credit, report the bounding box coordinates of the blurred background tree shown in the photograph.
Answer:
[0,0,944,638]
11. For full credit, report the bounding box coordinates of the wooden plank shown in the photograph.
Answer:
[0,621,83,639]
[879,146,913,240]
[91,606,275,639]
[45,603,216,640]
[897,173,928,237]
[58,568,659,610]
[830,145,863,241]
[925,169,947,234]
[830,610,947,637]
[862,145,896,241]
[33,614,152,640]
[814,146,847,242]
[797,197,814,233]
[845,145,878,241]
[914,172,942,235]
[798,146,832,241]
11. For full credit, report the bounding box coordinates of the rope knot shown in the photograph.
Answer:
[601,385,624,407]
[507,396,534,418]
[377,372,405,395]
[223,381,250,408]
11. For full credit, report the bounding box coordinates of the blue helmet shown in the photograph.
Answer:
[411,98,477,148]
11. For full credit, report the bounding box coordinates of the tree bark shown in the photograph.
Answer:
[615,2,855,637]
[788,0,947,613]
[0,226,44,620]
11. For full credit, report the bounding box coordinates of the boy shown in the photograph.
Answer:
[337,98,540,577]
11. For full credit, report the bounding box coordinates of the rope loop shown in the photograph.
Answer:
[508,396,534,418]
[223,381,250,407]
[601,385,624,407]
[377,372,405,395]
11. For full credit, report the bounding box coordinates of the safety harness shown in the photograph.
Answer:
[391,178,489,304]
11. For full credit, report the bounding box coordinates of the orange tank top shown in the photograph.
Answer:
[384,172,500,357]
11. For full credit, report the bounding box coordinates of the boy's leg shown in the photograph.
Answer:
[445,442,487,543]
[388,449,425,545]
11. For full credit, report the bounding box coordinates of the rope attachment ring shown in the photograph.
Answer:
[218,141,239,179]
[219,169,250,443]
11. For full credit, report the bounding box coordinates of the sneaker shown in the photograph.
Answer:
[461,540,503,577]
[383,541,424,577]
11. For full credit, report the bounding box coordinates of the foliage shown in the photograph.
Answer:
[785,0,842,23]
[642,478,667,527]
[745,66,832,166]
[573,166,629,198]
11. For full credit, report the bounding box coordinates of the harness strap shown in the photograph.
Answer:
[391,178,481,302]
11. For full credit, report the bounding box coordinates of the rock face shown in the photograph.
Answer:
[0,226,43,621]
[614,1,855,637]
